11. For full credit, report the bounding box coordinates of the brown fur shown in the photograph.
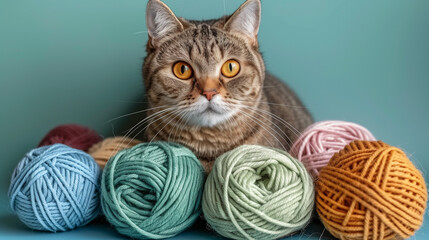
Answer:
[142,0,313,172]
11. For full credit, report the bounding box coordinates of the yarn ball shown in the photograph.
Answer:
[317,140,427,240]
[8,144,101,232]
[202,145,315,240]
[88,137,142,169]
[101,141,204,239]
[38,124,102,152]
[291,120,375,177]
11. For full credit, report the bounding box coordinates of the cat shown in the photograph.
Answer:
[142,0,313,173]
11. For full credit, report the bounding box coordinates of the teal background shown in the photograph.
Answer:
[1,0,428,239]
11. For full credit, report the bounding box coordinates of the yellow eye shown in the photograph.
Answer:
[173,61,193,80]
[221,59,240,78]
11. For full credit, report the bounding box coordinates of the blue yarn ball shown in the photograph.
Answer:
[8,144,101,232]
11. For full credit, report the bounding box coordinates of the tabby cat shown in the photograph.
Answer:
[142,0,313,172]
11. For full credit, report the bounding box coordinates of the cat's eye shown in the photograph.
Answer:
[221,59,240,78]
[173,61,193,80]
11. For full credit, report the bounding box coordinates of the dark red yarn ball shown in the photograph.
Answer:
[38,124,102,152]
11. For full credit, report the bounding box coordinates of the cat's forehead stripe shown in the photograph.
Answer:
[156,25,248,66]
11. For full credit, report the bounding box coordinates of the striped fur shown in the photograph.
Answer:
[142,0,313,172]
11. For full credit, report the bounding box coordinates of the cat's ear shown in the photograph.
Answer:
[146,0,184,46]
[225,0,261,45]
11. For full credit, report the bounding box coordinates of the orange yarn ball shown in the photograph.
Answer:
[88,137,142,169]
[316,140,427,240]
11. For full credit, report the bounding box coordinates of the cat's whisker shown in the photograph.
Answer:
[225,102,288,151]
[117,110,171,138]
[177,111,194,144]
[133,30,148,35]
[113,99,152,104]
[123,108,183,151]
[173,112,190,143]
[230,102,321,157]
[120,106,176,138]
[233,98,311,109]
[167,114,179,143]
[112,106,180,156]
[145,108,186,146]
[133,107,185,141]
[130,110,178,143]
[169,112,185,143]
[236,103,303,138]
[105,109,169,161]
[105,105,169,123]
[230,103,306,153]
[257,110,303,145]
[228,99,304,137]
[239,111,288,151]
[224,101,296,150]
[230,103,295,145]
[172,107,195,142]
[243,106,304,147]
[227,106,278,150]
[168,110,188,142]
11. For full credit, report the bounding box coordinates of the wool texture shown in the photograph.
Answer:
[291,120,375,177]
[88,136,142,169]
[317,140,427,240]
[202,145,315,240]
[8,144,101,232]
[101,141,204,239]
[38,124,102,152]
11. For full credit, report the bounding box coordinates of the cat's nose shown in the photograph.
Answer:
[202,90,218,101]
[195,77,219,101]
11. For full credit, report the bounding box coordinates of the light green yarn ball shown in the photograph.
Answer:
[202,145,315,240]
[101,142,204,239]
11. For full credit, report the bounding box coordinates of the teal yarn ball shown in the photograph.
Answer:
[202,145,315,240]
[101,142,205,239]
[8,144,101,232]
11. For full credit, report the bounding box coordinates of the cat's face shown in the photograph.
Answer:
[143,0,264,127]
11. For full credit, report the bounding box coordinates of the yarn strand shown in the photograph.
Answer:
[101,142,204,239]
[317,140,427,240]
[291,121,376,177]
[203,145,314,240]
[9,144,101,232]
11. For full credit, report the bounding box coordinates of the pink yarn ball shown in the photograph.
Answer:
[290,120,376,178]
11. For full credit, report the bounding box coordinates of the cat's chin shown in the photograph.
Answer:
[186,106,237,127]
[186,110,235,127]
[183,95,238,127]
